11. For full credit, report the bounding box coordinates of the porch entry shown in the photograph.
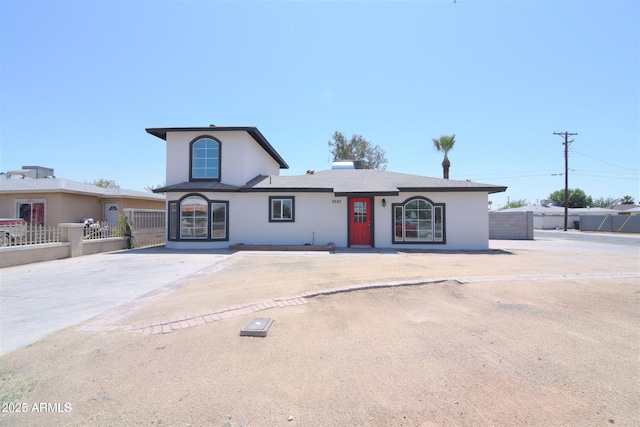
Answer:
[349,197,372,246]
[104,202,120,223]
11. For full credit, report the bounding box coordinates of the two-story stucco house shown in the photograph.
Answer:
[147,125,506,250]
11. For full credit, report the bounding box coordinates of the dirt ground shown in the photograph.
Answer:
[1,248,638,426]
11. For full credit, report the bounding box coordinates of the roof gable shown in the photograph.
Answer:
[145,126,289,169]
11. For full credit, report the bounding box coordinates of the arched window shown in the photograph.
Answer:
[167,194,229,241]
[180,195,208,239]
[191,137,220,180]
[393,197,444,243]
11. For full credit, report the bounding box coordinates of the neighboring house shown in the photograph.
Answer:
[148,126,507,250]
[0,167,165,227]
[612,204,640,215]
[618,207,640,215]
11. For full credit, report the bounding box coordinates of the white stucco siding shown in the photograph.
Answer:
[165,132,195,185]
[219,132,280,185]
[163,131,281,187]
[439,192,489,250]
[372,192,489,250]
[164,192,348,250]
[164,191,490,250]
[229,193,347,246]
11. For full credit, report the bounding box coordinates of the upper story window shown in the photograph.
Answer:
[190,136,221,181]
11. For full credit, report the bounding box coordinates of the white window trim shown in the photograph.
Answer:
[15,198,47,225]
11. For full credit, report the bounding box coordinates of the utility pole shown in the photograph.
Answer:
[553,131,578,231]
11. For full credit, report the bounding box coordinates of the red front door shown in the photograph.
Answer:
[350,197,372,246]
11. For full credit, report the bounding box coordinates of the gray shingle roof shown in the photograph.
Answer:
[246,170,506,195]
[0,178,165,200]
[158,170,507,195]
[154,181,240,193]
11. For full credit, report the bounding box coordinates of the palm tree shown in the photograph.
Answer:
[432,134,456,179]
[620,195,635,205]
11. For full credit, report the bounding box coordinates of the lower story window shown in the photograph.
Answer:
[181,196,208,239]
[211,202,227,239]
[168,195,228,241]
[393,197,445,243]
[169,202,178,240]
[269,196,295,222]
[16,199,46,225]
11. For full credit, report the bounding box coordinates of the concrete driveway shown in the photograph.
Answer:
[492,229,639,254]
[0,248,233,355]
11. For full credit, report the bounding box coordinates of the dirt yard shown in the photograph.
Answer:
[1,248,638,426]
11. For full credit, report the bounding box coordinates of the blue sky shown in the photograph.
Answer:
[1,0,638,209]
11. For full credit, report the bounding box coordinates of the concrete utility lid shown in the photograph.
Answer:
[240,318,274,337]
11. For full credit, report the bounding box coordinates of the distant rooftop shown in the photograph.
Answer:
[0,178,165,201]
[2,166,55,179]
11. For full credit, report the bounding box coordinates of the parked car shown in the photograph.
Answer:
[0,218,28,246]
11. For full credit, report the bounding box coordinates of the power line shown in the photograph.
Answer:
[571,149,639,172]
[554,131,578,231]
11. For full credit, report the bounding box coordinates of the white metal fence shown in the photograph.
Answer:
[1,224,62,247]
[123,209,165,248]
[1,210,166,249]
[83,221,128,240]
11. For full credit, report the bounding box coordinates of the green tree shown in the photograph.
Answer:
[500,199,528,210]
[432,134,456,179]
[591,197,619,208]
[328,131,388,170]
[620,195,635,204]
[88,179,120,189]
[145,182,166,192]
[549,188,593,208]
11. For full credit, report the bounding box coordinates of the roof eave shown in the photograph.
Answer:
[153,188,240,194]
[334,191,400,197]
[242,187,334,193]
[398,186,508,194]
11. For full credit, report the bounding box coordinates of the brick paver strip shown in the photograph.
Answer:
[78,272,639,336]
